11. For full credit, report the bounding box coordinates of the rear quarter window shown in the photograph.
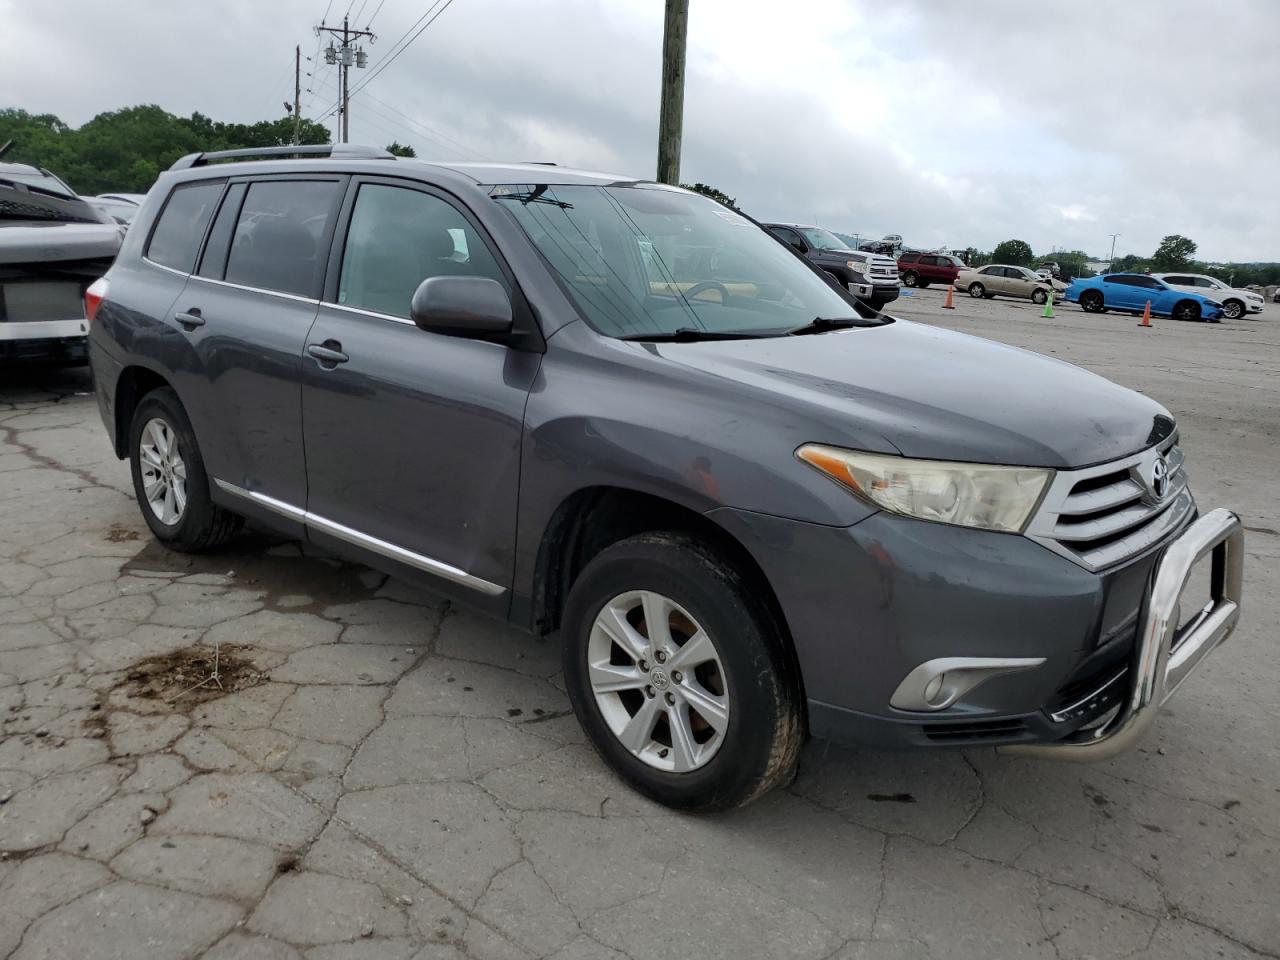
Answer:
[146,181,225,273]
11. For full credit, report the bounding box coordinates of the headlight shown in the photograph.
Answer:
[846,259,868,275]
[796,444,1052,533]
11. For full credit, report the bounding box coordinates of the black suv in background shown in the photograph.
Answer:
[764,223,901,308]
[87,145,1243,812]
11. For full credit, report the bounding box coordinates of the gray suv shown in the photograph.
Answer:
[88,146,1244,811]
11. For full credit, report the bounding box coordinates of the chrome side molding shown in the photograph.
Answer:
[212,479,506,597]
[1002,507,1243,761]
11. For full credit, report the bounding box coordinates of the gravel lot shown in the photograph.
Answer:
[1,291,1277,960]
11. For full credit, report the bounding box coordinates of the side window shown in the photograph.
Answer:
[196,183,247,280]
[770,227,802,248]
[225,179,342,297]
[1140,277,1164,289]
[146,181,225,273]
[900,254,918,264]
[337,183,508,320]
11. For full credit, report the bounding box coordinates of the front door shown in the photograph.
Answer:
[300,177,538,611]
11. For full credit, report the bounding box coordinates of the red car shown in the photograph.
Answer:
[897,252,963,288]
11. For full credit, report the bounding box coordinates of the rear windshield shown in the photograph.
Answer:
[491,183,870,338]
[1,172,108,225]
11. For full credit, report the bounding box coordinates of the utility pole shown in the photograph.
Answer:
[656,0,689,185]
[1107,233,1120,269]
[318,16,374,143]
[293,45,302,144]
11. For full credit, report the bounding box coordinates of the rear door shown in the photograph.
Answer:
[174,174,346,516]
[300,176,538,611]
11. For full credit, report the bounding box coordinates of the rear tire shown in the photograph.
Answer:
[967,282,985,298]
[1081,290,1104,313]
[128,387,242,552]
[561,532,802,811]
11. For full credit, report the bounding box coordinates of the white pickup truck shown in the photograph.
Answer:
[1,162,123,362]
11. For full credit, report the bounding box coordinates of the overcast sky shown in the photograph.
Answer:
[5,0,1278,261]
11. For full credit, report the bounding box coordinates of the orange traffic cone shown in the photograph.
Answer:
[1138,301,1152,328]
[943,285,955,309]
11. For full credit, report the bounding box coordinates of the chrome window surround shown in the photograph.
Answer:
[1025,435,1193,572]
[212,479,505,597]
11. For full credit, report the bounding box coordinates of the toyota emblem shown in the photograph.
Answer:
[1150,456,1169,500]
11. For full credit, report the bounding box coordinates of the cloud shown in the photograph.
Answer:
[3,0,1276,260]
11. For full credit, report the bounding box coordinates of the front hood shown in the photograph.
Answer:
[0,222,123,264]
[653,320,1172,469]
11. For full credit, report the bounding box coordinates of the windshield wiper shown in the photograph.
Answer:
[492,185,574,209]
[786,316,876,335]
[620,327,774,342]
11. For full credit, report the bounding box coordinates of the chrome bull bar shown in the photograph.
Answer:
[1003,508,1244,761]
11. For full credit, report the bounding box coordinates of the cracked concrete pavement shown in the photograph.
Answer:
[1,294,1278,959]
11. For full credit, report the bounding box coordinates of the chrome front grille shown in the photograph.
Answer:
[1026,436,1195,571]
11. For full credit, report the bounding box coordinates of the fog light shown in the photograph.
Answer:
[924,674,945,705]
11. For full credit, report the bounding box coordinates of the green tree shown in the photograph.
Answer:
[0,105,331,195]
[990,239,1035,266]
[681,181,738,210]
[385,141,416,157]
[1111,253,1150,274]
[1052,250,1095,280]
[1151,234,1197,270]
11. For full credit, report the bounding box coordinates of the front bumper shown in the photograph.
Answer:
[848,279,901,306]
[712,500,1242,755]
[1002,508,1243,760]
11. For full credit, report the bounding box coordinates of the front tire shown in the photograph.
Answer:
[901,271,919,287]
[1220,299,1244,320]
[129,387,242,552]
[1031,288,1048,305]
[562,533,802,811]
[1173,300,1202,322]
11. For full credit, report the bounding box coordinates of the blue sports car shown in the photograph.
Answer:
[1064,273,1223,322]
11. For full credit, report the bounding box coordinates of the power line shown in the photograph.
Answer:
[355,94,486,158]
[351,0,370,26]
[315,0,446,118]
[346,0,456,102]
[364,0,389,28]
[358,90,485,157]
[314,0,457,125]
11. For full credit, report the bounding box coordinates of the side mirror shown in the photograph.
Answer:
[410,276,513,337]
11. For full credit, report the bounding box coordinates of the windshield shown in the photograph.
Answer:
[797,227,848,251]
[1015,267,1041,280]
[492,184,874,338]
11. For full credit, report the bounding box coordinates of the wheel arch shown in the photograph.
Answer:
[113,365,173,459]
[529,485,805,709]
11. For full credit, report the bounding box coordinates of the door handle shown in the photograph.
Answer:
[307,342,349,365]
[175,309,205,329]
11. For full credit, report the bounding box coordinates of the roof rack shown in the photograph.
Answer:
[169,144,394,171]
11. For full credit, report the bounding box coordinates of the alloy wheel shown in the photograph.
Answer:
[139,417,188,526]
[587,590,729,773]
